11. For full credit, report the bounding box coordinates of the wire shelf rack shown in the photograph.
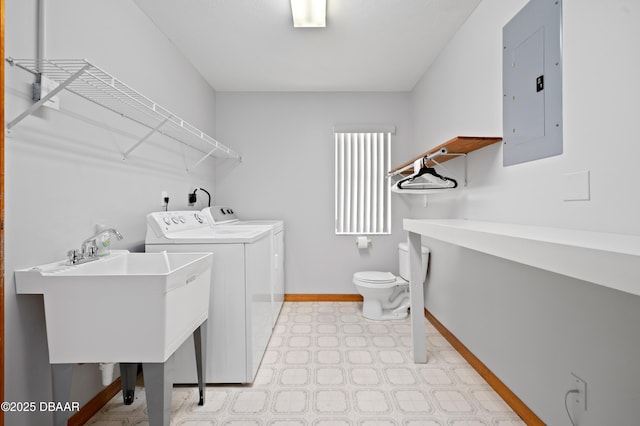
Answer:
[6,58,241,170]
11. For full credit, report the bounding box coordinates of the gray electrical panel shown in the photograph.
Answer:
[503,0,562,166]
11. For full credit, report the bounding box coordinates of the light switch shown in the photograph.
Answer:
[563,171,590,201]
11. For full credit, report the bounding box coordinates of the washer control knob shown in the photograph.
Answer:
[194,213,204,223]
[171,217,179,224]
[163,217,172,225]
[179,216,186,223]
[220,208,226,214]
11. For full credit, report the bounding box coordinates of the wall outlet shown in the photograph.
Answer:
[188,191,197,205]
[571,372,587,411]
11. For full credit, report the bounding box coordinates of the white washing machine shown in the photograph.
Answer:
[145,211,272,384]
[202,206,285,328]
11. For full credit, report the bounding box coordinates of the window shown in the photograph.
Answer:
[334,128,392,235]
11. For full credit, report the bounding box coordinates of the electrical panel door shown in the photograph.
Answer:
[503,0,563,166]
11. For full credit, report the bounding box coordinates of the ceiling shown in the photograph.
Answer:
[133,0,482,92]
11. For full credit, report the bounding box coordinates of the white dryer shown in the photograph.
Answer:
[145,211,272,384]
[202,206,285,328]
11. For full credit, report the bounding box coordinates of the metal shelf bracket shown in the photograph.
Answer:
[6,60,91,130]
[123,117,170,160]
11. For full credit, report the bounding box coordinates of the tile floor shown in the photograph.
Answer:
[87,302,526,425]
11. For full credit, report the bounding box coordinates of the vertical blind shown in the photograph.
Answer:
[335,131,391,235]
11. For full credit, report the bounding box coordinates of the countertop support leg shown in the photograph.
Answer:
[142,358,174,426]
[119,363,138,405]
[194,320,207,405]
[51,363,73,426]
[408,231,427,363]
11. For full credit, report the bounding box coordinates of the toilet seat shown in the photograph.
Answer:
[353,271,408,289]
[355,271,396,283]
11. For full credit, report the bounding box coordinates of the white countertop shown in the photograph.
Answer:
[404,219,640,296]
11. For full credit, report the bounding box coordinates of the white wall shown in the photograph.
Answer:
[4,1,220,424]
[411,0,640,232]
[214,92,412,295]
[409,0,640,424]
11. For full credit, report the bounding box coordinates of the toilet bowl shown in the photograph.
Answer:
[353,243,429,320]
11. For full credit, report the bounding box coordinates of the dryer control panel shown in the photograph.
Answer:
[147,211,210,237]
[203,206,239,225]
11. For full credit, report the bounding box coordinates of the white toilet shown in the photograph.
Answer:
[353,242,429,320]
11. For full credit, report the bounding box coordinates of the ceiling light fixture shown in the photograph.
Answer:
[290,0,326,28]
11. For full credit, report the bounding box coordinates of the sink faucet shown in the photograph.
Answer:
[81,228,124,255]
[68,228,124,265]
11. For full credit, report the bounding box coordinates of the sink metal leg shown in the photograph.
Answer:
[193,320,207,405]
[142,358,174,426]
[119,363,138,405]
[51,363,73,426]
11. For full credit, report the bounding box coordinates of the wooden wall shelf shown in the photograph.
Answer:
[388,136,502,175]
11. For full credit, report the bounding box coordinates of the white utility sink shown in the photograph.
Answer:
[15,250,213,364]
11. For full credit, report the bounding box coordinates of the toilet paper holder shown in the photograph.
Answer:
[355,236,371,248]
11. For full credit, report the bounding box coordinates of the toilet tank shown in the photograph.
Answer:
[398,242,429,281]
